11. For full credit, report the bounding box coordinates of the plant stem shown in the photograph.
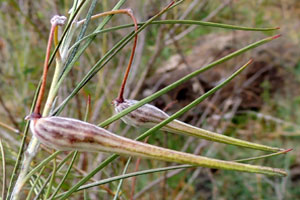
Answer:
[49,151,78,199]
[0,140,6,200]
[10,16,66,200]
[33,23,57,116]
[77,8,139,103]
[113,157,132,200]
[44,156,57,199]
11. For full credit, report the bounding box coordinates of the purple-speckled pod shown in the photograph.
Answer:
[113,99,283,152]
[29,116,285,176]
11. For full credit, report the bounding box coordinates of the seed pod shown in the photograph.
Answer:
[113,99,283,152]
[28,116,286,176]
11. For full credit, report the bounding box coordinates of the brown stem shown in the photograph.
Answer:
[33,23,56,117]
[113,10,138,103]
[78,9,139,103]
[32,16,66,118]
[117,1,175,103]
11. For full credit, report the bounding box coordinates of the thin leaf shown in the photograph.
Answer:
[33,152,74,200]
[49,151,78,199]
[25,166,46,200]
[234,149,293,163]
[60,0,98,79]
[55,164,192,198]
[19,151,61,191]
[0,139,7,200]
[98,36,280,128]
[44,156,57,199]
[69,20,279,51]
[113,157,132,200]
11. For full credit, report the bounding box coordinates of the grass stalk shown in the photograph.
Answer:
[49,151,78,199]
[56,164,192,198]
[0,139,7,200]
[25,166,46,200]
[113,157,132,200]
[33,152,75,200]
[44,156,57,199]
[69,20,279,51]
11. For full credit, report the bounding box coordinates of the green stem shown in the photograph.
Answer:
[234,149,292,162]
[69,20,279,51]
[0,140,6,200]
[55,164,192,198]
[113,157,132,200]
[49,151,78,199]
[32,152,75,200]
[20,151,61,190]
[44,157,57,200]
[25,166,46,200]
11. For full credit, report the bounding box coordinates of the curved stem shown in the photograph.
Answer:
[78,9,139,103]
[115,10,138,103]
[32,15,66,118]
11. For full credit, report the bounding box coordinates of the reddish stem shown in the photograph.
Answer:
[115,10,139,103]
[116,1,175,103]
[33,24,57,117]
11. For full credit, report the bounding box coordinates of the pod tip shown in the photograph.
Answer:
[283,148,293,153]
[271,34,281,40]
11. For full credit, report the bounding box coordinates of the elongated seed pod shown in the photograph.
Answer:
[113,99,284,152]
[29,116,286,176]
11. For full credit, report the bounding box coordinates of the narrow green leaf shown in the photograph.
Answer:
[21,151,61,189]
[113,157,131,200]
[55,164,192,198]
[98,36,280,128]
[33,152,74,200]
[234,149,293,162]
[59,0,98,81]
[0,139,7,200]
[49,151,78,199]
[25,166,46,200]
[69,20,279,51]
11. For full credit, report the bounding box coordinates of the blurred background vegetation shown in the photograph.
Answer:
[0,0,300,199]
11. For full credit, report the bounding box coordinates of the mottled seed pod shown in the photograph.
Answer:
[28,115,286,176]
[113,99,284,152]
